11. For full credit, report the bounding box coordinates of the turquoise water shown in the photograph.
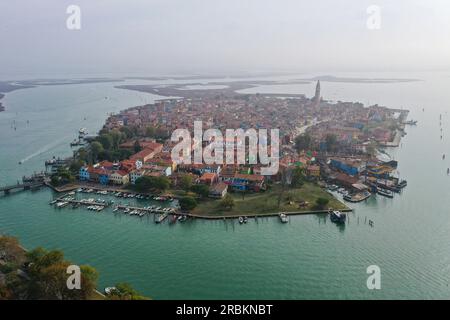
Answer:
[1,74,450,299]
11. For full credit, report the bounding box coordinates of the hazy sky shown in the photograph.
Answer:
[1,0,449,77]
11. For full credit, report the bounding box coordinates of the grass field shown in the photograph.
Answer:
[191,182,348,217]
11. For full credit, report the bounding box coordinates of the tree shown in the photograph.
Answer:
[134,176,169,193]
[145,126,156,138]
[69,159,84,174]
[315,197,330,210]
[110,130,125,150]
[291,166,306,188]
[97,134,113,150]
[191,184,209,198]
[277,166,293,207]
[220,194,235,210]
[25,247,99,300]
[180,174,193,192]
[133,140,142,154]
[106,283,149,300]
[0,236,26,267]
[179,197,197,211]
[366,141,378,157]
[77,147,89,162]
[90,141,104,162]
[295,133,312,152]
[325,134,338,152]
[151,176,169,192]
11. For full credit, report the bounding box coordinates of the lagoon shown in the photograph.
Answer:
[1,73,450,299]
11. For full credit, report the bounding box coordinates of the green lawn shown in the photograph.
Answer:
[191,182,348,217]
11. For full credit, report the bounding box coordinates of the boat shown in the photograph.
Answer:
[329,209,346,224]
[327,184,339,191]
[404,120,417,125]
[377,188,394,198]
[397,180,407,188]
[78,128,88,138]
[56,201,69,208]
[238,216,244,224]
[178,215,188,222]
[243,216,248,223]
[70,139,85,147]
[45,158,57,166]
[155,213,168,223]
[169,215,177,224]
[343,191,371,203]
[279,213,289,223]
[104,287,117,295]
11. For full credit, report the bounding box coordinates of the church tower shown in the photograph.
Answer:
[314,80,321,105]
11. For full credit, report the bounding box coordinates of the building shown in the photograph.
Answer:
[98,170,110,185]
[330,158,365,176]
[143,164,172,177]
[110,170,130,185]
[230,173,265,192]
[129,169,146,185]
[209,182,228,198]
[119,140,160,150]
[314,80,321,105]
[130,148,159,163]
[306,165,321,178]
[79,166,90,181]
[198,172,219,185]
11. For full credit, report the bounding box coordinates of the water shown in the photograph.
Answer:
[1,73,450,299]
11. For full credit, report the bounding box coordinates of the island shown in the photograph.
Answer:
[27,79,409,223]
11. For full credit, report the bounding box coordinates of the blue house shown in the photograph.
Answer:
[330,159,362,176]
[79,166,90,181]
[99,173,110,185]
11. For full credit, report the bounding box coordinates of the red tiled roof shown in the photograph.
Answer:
[234,173,264,182]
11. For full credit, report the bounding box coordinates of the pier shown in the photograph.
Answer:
[186,208,354,220]
[0,182,44,195]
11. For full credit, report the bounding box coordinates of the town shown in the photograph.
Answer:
[26,81,410,223]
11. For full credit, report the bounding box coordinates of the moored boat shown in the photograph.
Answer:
[279,213,289,223]
[328,209,346,224]
[155,213,168,223]
[169,215,177,224]
[343,191,371,203]
[377,188,394,198]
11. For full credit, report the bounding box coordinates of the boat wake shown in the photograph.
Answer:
[18,135,71,164]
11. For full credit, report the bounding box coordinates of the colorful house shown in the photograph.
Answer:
[230,174,265,192]
[330,158,364,176]
[110,170,130,185]
[306,165,321,178]
[199,173,219,186]
[209,182,228,198]
[79,166,90,181]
